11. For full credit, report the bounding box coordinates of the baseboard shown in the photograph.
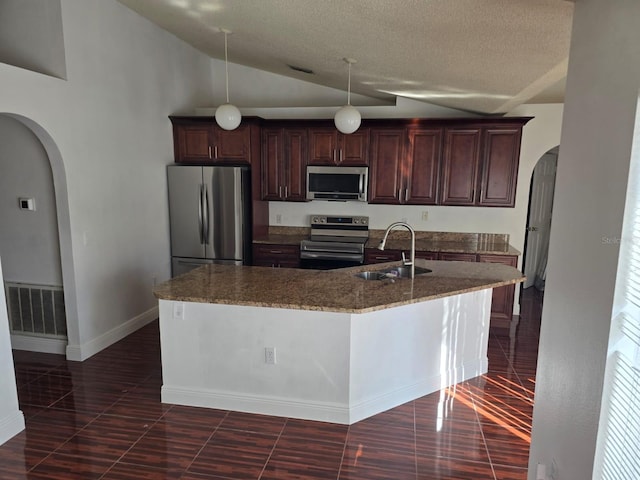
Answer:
[0,410,25,446]
[162,386,350,424]
[66,306,158,361]
[161,357,487,425]
[349,357,487,423]
[10,334,67,355]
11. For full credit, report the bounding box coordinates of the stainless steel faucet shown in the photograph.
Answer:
[378,221,416,278]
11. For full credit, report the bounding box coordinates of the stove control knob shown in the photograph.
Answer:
[354,218,360,224]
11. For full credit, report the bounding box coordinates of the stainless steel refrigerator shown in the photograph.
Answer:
[168,165,251,277]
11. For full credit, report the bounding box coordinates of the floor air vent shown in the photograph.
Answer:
[5,282,67,337]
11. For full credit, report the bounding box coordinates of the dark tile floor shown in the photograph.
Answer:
[1,288,542,479]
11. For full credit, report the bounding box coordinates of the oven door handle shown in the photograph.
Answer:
[300,251,364,261]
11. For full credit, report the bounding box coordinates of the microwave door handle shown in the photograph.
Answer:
[359,174,364,195]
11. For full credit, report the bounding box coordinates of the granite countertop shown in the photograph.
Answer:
[153,260,525,314]
[253,227,520,256]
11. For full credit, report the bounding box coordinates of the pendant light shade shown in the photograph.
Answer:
[334,58,361,134]
[215,29,241,131]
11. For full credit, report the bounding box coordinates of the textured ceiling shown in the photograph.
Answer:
[117,0,574,114]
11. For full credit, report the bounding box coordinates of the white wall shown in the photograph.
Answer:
[528,1,640,479]
[0,0,66,79]
[0,257,25,445]
[0,115,62,285]
[0,0,214,359]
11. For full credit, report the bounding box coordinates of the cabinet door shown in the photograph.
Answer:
[339,129,370,166]
[478,254,518,328]
[365,249,403,264]
[478,128,521,206]
[213,124,251,164]
[261,129,284,200]
[368,129,405,204]
[415,251,438,260]
[174,125,214,163]
[283,129,307,201]
[308,128,338,165]
[406,128,442,204]
[438,252,477,262]
[253,244,300,268]
[440,128,481,205]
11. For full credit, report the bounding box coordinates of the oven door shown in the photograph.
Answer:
[299,241,365,270]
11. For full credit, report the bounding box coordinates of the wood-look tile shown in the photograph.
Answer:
[218,411,286,435]
[484,436,531,469]
[261,436,344,480]
[281,418,349,444]
[416,420,490,464]
[347,421,415,453]
[0,432,51,473]
[339,443,417,480]
[161,405,228,428]
[492,464,529,480]
[354,401,415,430]
[120,421,214,470]
[51,388,125,414]
[55,414,151,461]
[416,454,496,480]
[188,428,277,479]
[414,390,479,425]
[104,392,170,421]
[26,452,113,479]
[24,409,95,451]
[102,462,184,479]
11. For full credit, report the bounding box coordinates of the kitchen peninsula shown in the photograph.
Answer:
[153,260,524,424]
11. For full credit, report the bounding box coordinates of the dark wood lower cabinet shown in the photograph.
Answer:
[252,244,300,268]
[364,249,403,264]
[477,254,518,328]
[437,252,477,262]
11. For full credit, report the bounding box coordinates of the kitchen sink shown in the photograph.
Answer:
[354,265,432,280]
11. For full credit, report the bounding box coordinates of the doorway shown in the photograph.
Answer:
[523,146,559,291]
[0,113,78,356]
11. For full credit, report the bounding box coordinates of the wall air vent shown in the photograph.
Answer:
[5,282,66,338]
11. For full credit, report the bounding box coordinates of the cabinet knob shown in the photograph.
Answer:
[208,146,212,159]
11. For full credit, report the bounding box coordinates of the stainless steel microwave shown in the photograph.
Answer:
[306,166,368,202]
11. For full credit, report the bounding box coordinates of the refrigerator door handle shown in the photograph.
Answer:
[198,184,205,244]
[203,184,210,243]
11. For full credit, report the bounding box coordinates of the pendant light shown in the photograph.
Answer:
[334,58,361,134]
[215,29,242,131]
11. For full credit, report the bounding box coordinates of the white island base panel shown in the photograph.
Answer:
[158,289,491,425]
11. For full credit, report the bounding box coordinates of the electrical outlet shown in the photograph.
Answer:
[152,275,157,287]
[421,211,429,221]
[264,347,276,364]
[173,302,184,320]
[536,463,546,480]
[275,214,282,224]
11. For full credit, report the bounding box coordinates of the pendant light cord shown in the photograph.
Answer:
[347,61,351,106]
[224,32,230,103]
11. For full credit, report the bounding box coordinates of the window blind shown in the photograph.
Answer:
[594,115,640,479]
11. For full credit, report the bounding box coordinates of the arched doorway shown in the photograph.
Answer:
[0,113,78,355]
[523,146,559,291]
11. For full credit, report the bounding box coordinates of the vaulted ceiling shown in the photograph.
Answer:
[117,0,574,114]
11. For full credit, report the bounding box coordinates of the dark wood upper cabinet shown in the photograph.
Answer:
[478,128,522,206]
[261,128,307,201]
[308,127,369,166]
[405,128,442,205]
[170,117,252,164]
[368,129,405,204]
[440,128,482,206]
